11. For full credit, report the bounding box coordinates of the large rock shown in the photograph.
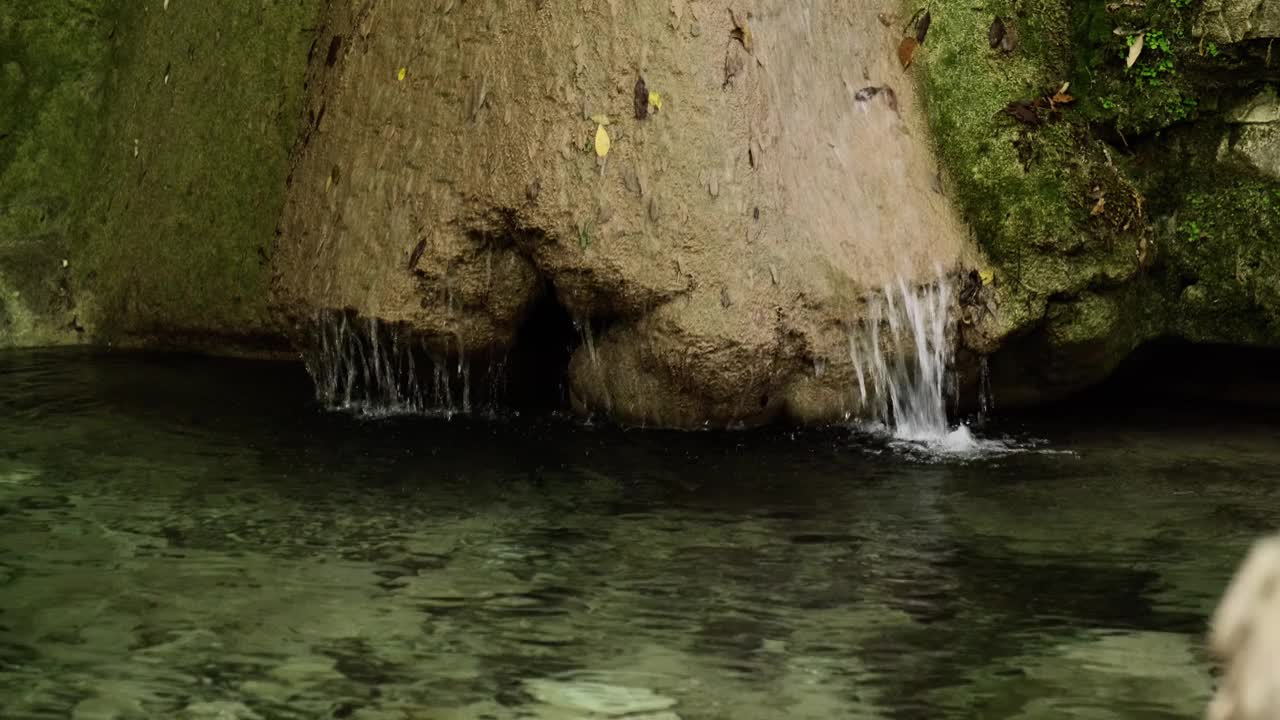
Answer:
[1226,86,1280,180]
[1195,0,1280,43]
[0,1,319,352]
[272,0,975,427]
[918,0,1280,407]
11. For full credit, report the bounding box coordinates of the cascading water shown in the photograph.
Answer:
[300,310,475,417]
[848,274,968,445]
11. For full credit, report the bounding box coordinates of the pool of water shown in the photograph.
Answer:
[2,349,1276,719]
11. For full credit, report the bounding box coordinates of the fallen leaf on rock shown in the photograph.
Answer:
[408,238,427,270]
[1126,33,1144,69]
[724,43,747,86]
[898,36,919,68]
[1004,100,1040,125]
[397,66,407,81]
[979,269,994,286]
[915,10,932,44]
[595,124,610,157]
[989,17,1006,49]
[855,85,899,113]
[1050,82,1074,107]
[634,77,648,120]
[649,91,663,111]
[730,9,754,52]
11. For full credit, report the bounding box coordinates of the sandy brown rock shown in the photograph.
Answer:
[272,0,975,427]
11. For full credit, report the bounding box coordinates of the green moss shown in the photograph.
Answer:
[1070,0,1211,135]
[0,1,121,344]
[1,1,318,349]
[1157,176,1280,343]
[918,0,1141,336]
[76,1,319,341]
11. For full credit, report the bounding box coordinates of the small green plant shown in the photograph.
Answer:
[1206,41,1220,58]
[1100,96,1118,110]
[1126,30,1177,86]
[1180,219,1205,242]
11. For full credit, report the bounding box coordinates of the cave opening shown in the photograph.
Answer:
[498,283,581,413]
[1038,338,1280,418]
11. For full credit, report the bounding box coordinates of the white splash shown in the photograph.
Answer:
[848,274,957,444]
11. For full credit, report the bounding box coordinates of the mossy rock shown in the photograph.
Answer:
[1,1,318,351]
[913,0,1280,404]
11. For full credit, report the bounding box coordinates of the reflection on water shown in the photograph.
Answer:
[1,349,1277,719]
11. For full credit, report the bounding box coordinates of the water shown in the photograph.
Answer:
[848,275,961,446]
[302,310,476,418]
[3,349,1279,719]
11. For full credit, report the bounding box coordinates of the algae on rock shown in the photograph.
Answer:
[914,0,1280,405]
[1,0,319,352]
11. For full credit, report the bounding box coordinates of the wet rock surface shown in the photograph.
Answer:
[271,0,972,427]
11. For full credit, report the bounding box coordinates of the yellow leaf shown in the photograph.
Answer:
[595,124,610,158]
[979,269,994,286]
[590,113,610,126]
[397,67,407,82]
[1126,33,1144,69]
[648,91,663,111]
[325,174,333,192]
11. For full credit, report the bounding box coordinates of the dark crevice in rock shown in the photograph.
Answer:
[501,281,579,412]
[1066,338,1280,411]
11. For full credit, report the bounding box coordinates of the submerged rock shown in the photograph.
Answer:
[524,678,678,717]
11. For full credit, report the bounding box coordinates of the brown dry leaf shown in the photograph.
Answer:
[898,36,919,68]
[915,10,932,44]
[730,9,754,52]
[989,17,1006,49]
[724,43,747,86]
[1004,100,1040,126]
[1126,33,1145,69]
[1051,82,1075,106]
[634,76,649,120]
[883,86,899,112]
[1091,197,1106,216]
[999,22,1018,53]
[855,86,881,102]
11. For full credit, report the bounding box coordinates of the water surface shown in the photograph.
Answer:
[2,349,1276,719]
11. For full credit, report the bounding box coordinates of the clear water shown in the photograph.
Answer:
[2,350,1278,719]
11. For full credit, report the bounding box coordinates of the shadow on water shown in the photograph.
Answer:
[0,348,1277,718]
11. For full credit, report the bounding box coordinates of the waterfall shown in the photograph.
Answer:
[847,274,961,442]
[300,310,474,417]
